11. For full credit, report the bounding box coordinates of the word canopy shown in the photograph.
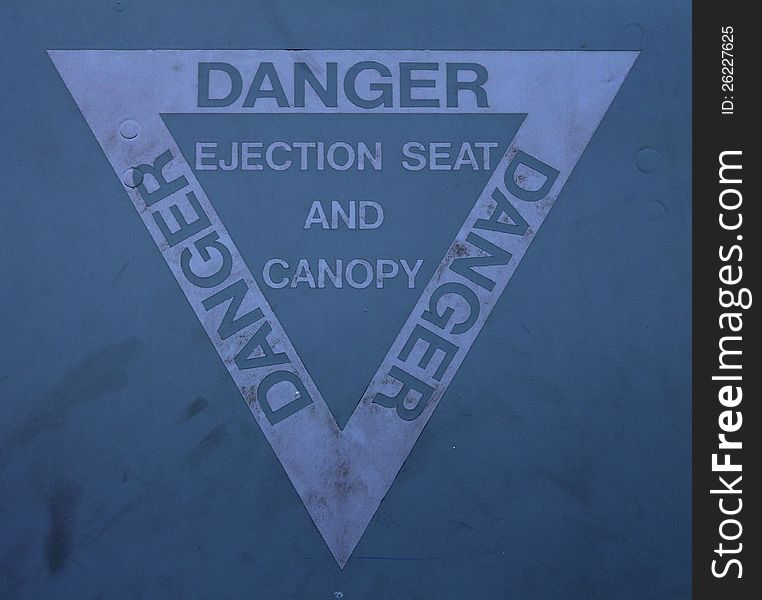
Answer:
[50,50,636,567]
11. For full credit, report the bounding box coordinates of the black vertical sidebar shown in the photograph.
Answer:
[693,2,758,599]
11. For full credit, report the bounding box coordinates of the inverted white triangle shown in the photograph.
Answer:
[50,49,637,567]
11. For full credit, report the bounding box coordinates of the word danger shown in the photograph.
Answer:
[130,149,315,426]
[198,61,489,109]
[371,150,559,421]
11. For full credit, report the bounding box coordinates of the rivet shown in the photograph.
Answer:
[123,168,143,188]
[635,147,661,173]
[120,120,140,140]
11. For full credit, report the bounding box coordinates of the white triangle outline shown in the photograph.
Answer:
[49,49,637,567]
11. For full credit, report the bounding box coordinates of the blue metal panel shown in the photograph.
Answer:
[0,1,691,598]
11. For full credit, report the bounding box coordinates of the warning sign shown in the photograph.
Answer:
[51,49,636,567]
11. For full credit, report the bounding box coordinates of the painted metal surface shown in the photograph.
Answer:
[50,50,636,567]
[1,2,690,598]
